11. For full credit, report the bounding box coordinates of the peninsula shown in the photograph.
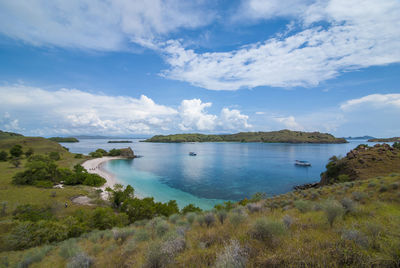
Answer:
[48,137,79,143]
[143,130,348,144]
[368,137,400,142]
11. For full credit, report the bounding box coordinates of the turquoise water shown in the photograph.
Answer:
[62,139,374,210]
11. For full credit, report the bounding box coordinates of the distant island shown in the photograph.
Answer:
[343,135,376,140]
[107,140,133,143]
[48,137,79,143]
[143,130,348,144]
[368,137,400,142]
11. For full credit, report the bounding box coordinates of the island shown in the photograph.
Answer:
[48,137,79,143]
[367,137,400,142]
[143,130,348,144]
[107,140,133,143]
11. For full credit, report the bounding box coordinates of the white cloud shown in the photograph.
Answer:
[179,99,217,131]
[0,85,251,135]
[0,0,213,50]
[273,116,304,131]
[161,0,400,90]
[340,94,400,111]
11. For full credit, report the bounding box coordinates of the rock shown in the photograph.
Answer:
[119,147,135,158]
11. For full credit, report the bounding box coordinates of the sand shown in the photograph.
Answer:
[81,156,124,199]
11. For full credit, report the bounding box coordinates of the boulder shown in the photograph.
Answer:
[119,147,135,158]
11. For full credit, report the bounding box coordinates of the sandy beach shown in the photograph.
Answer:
[81,156,124,197]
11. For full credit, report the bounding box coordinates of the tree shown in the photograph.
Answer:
[9,145,23,158]
[25,148,34,158]
[181,204,202,214]
[49,152,61,161]
[0,150,8,161]
[106,184,134,208]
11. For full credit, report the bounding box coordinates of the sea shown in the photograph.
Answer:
[60,139,376,210]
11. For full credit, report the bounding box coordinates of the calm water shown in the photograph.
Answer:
[61,139,373,209]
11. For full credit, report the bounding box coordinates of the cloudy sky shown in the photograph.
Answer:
[0,0,399,137]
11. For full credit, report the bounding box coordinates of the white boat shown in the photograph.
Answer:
[295,160,311,166]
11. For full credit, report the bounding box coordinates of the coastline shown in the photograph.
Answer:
[81,156,124,199]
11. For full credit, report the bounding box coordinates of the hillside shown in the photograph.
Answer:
[320,142,400,185]
[144,130,348,144]
[368,137,400,142]
[0,130,23,139]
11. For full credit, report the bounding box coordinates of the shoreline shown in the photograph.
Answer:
[81,156,125,199]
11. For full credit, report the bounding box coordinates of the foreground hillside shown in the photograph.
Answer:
[1,173,399,267]
[144,130,348,144]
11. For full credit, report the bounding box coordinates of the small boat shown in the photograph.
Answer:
[189,152,197,156]
[295,160,311,166]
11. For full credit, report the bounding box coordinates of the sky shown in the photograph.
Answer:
[0,0,399,137]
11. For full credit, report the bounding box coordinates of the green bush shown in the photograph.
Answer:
[294,200,312,213]
[34,180,54,188]
[66,252,93,268]
[181,204,202,214]
[0,150,8,161]
[134,229,150,242]
[59,239,80,259]
[10,144,23,158]
[217,210,228,225]
[322,200,344,227]
[337,174,350,183]
[155,220,169,237]
[17,245,53,268]
[204,213,216,228]
[185,212,197,225]
[229,213,246,227]
[13,204,53,222]
[49,152,61,161]
[25,148,34,157]
[74,154,83,159]
[108,149,121,156]
[250,218,286,244]
[82,173,106,187]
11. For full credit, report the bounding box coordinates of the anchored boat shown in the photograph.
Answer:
[189,152,197,156]
[295,160,311,166]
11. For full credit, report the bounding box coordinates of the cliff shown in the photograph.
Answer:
[119,147,135,158]
[320,142,400,185]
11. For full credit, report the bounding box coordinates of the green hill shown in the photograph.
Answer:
[144,130,348,144]
[49,137,79,143]
[368,137,400,142]
[0,130,23,139]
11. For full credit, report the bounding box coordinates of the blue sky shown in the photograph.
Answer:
[0,0,399,137]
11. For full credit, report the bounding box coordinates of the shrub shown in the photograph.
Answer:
[34,180,54,188]
[59,239,80,259]
[390,183,399,190]
[352,191,367,202]
[25,148,34,158]
[196,214,205,227]
[185,212,197,225]
[10,144,23,158]
[322,200,344,227]
[18,245,53,268]
[341,229,369,248]
[368,182,376,188]
[10,158,21,168]
[282,215,294,228]
[250,218,286,244]
[181,204,202,214]
[250,192,267,202]
[169,214,180,224]
[247,203,262,213]
[123,238,137,254]
[161,235,186,261]
[204,213,216,228]
[1,201,7,217]
[217,210,227,225]
[113,228,135,243]
[379,185,388,192]
[337,174,350,183]
[74,154,83,159]
[134,229,150,242]
[155,221,169,237]
[0,150,8,161]
[229,213,246,228]
[294,200,312,213]
[146,242,166,268]
[66,252,93,268]
[215,240,247,268]
[82,174,106,187]
[340,198,355,215]
[49,152,61,161]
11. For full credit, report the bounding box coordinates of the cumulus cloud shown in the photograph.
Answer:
[0,0,214,50]
[273,116,304,131]
[161,0,400,90]
[1,112,21,131]
[0,85,251,135]
[340,94,400,111]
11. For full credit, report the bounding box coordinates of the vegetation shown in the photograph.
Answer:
[107,140,133,143]
[368,137,400,142]
[143,130,348,143]
[49,137,79,143]
[88,147,134,158]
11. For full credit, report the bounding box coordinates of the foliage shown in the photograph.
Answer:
[250,218,286,244]
[24,148,34,157]
[0,150,8,161]
[66,252,93,268]
[49,151,61,161]
[144,130,347,143]
[9,144,23,157]
[181,204,202,214]
[216,210,227,225]
[13,204,53,222]
[215,240,247,268]
[49,137,79,143]
[204,213,216,228]
[10,158,21,168]
[322,200,344,227]
[250,192,267,202]
[108,148,122,156]
[294,200,312,213]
